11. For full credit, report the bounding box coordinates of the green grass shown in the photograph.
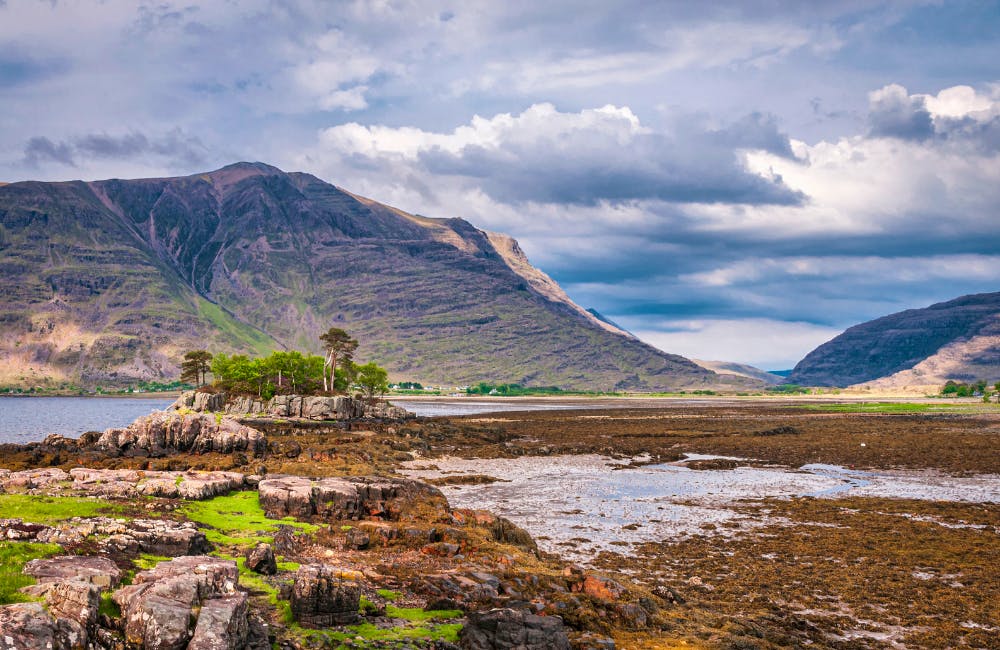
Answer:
[0,541,62,604]
[793,402,996,414]
[99,592,121,618]
[376,588,400,601]
[0,494,122,525]
[298,617,463,647]
[386,604,462,622]
[180,491,319,547]
[133,554,170,570]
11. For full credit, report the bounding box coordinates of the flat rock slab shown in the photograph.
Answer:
[69,467,249,500]
[7,517,210,557]
[258,475,445,521]
[0,467,251,501]
[23,555,122,589]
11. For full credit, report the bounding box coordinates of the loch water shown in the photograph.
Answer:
[0,396,174,444]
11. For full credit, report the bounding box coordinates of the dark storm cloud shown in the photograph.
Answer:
[22,130,208,169]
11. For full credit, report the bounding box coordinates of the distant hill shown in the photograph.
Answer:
[789,292,1000,388]
[0,162,743,391]
[693,360,785,385]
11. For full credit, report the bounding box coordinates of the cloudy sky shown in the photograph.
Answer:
[3,1,999,369]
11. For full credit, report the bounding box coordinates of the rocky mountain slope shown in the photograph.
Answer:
[0,162,728,391]
[788,292,1000,388]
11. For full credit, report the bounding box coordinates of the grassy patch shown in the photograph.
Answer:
[386,605,462,622]
[0,494,122,525]
[99,592,121,618]
[133,554,170,570]
[179,491,318,547]
[0,541,61,604]
[376,588,400,601]
[792,402,989,414]
[299,620,463,647]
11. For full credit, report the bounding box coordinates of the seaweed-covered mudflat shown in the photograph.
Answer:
[405,401,1000,649]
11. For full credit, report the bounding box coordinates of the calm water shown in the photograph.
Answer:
[0,396,174,444]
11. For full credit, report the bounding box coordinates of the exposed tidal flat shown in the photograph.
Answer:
[0,395,174,444]
[400,453,1000,560]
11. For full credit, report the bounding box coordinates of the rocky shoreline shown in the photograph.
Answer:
[0,405,657,649]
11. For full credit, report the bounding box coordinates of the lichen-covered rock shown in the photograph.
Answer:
[0,602,60,650]
[186,592,249,650]
[290,565,361,627]
[94,412,265,456]
[23,555,122,589]
[112,556,240,650]
[19,580,99,650]
[460,608,571,650]
[258,475,445,521]
[0,467,70,489]
[244,543,277,575]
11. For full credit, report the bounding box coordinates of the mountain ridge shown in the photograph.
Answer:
[789,291,1000,388]
[0,162,737,391]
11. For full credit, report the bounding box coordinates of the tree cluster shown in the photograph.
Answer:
[180,328,389,402]
[941,379,1000,400]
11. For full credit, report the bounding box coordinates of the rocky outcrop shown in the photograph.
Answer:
[258,475,446,521]
[290,564,361,627]
[460,608,571,650]
[172,390,414,421]
[112,556,265,650]
[94,412,266,456]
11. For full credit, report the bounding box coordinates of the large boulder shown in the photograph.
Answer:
[112,556,246,650]
[290,564,361,627]
[258,475,446,521]
[186,592,250,650]
[244,542,277,575]
[460,608,571,650]
[95,412,265,456]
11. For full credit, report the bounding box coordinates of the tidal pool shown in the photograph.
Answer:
[401,454,1000,561]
